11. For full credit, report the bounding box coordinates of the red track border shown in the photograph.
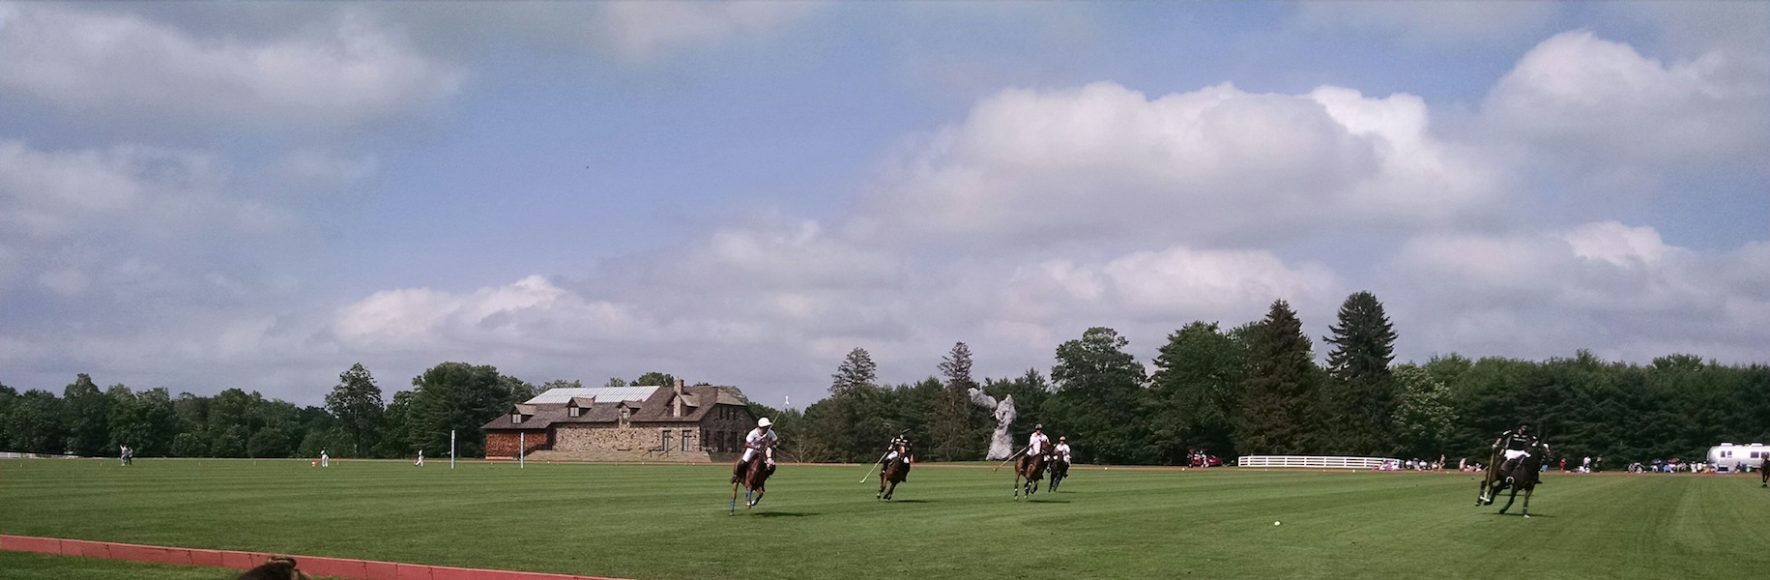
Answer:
[0,534,629,580]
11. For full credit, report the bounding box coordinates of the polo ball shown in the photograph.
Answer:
[1274,521,1281,526]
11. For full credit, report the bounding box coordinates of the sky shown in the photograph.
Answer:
[1,1,1765,408]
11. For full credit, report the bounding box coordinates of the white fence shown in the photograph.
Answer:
[1238,455,1399,470]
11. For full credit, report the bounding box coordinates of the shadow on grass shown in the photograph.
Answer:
[1488,512,1552,518]
[748,511,816,518]
[882,499,933,503]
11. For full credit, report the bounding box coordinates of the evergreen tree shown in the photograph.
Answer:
[1235,300,1322,455]
[931,342,985,461]
[830,347,878,395]
[325,363,385,458]
[1322,291,1400,455]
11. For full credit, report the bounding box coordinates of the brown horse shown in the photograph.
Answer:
[730,456,776,514]
[1014,448,1051,499]
[877,442,913,501]
[1478,443,1544,517]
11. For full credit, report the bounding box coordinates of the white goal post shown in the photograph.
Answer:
[1238,455,1400,469]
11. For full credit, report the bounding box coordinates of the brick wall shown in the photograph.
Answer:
[507,403,761,463]
[485,430,549,459]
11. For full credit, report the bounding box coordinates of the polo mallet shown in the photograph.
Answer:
[993,445,1031,472]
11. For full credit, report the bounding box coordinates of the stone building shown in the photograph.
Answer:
[482,380,756,462]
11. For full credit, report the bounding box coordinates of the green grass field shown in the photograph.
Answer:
[2,459,1766,579]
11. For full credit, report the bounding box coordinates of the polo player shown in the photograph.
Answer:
[1027,424,1051,457]
[1493,423,1549,482]
[732,417,778,484]
[881,434,909,466]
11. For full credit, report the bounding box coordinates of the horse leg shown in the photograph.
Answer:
[878,473,886,500]
[1499,486,1518,514]
[730,482,739,515]
[1521,487,1533,518]
[752,489,765,507]
[1014,472,1023,500]
[885,480,898,501]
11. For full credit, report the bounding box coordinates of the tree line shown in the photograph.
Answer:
[752,292,1770,467]
[4,292,1765,466]
[0,362,551,459]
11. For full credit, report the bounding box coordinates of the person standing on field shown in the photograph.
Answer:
[320,449,330,468]
[416,450,424,467]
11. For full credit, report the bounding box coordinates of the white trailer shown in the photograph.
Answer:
[1707,443,1768,472]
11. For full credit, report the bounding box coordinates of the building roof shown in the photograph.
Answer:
[485,385,752,431]
[525,386,660,405]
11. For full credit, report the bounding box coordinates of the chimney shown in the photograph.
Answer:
[673,378,686,417]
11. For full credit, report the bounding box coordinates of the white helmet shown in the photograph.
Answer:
[758,417,773,428]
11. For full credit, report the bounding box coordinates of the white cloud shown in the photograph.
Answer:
[871,81,1500,247]
[0,139,294,244]
[593,1,822,63]
[1391,222,1769,363]
[0,3,464,128]
[1294,0,1557,45]
[1484,30,1769,171]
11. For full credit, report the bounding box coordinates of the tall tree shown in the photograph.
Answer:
[407,362,531,457]
[1045,327,1151,464]
[0,382,15,448]
[1235,300,1323,455]
[632,372,676,387]
[542,379,584,391]
[830,347,878,396]
[108,386,178,456]
[325,363,385,458]
[603,377,628,387]
[61,374,111,456]
[4,390,65,453]
[1150,321,1245,462]
[1392,365,1456,459]
[929,342,985,461]
[1322,291,1400,455]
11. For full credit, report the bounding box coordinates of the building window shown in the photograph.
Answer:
[682,430,693,451]
[569,406,580,417]
[661,430,672,452]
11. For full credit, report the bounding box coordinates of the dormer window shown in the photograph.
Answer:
[569,406,581,417]
[511,413,524,423]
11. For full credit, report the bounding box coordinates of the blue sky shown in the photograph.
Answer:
[1,1,1765,407]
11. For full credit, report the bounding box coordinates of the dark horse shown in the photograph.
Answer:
[1014,448,1051,499]
[1477,443,1544,517]
[730,456,776,514]
[877,442,913,501]
[1048,455,1070,492]
[1761,462,1767,488]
